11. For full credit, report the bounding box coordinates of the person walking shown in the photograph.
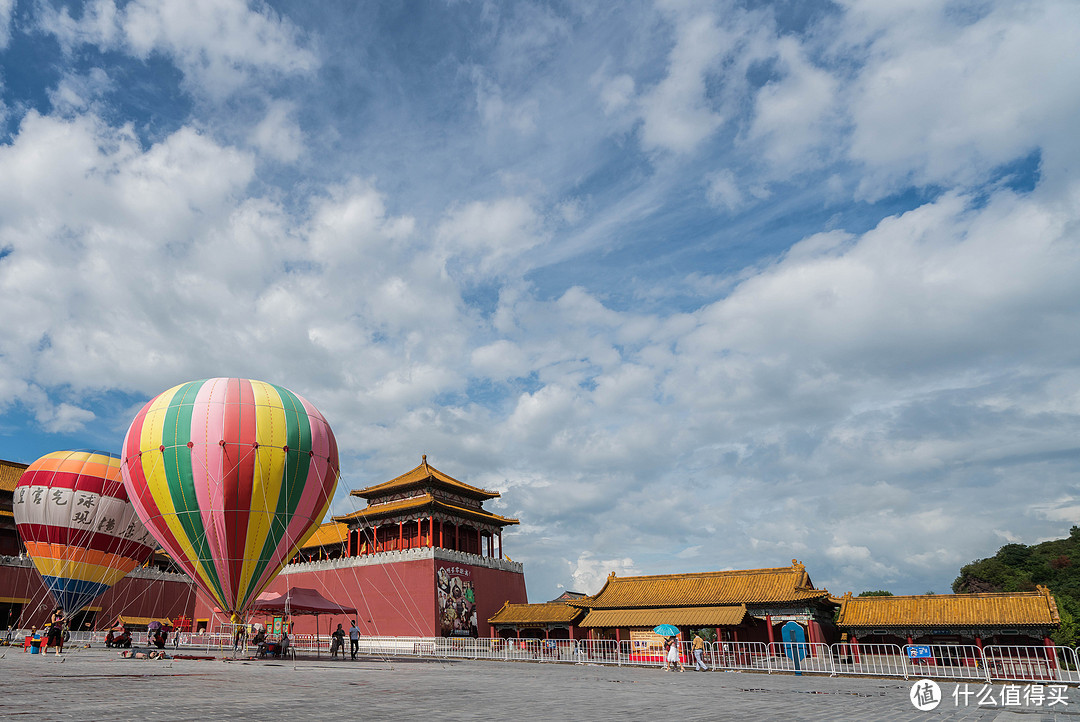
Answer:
[331,623,345,658]
[348,620,360,660]
[692,633,708,671]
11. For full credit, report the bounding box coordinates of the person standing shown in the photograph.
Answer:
[331,624,345,658]
[233,624,248,653]
[692,633,708,671]
[348,620,360,660]
[44,608,65,656]
[667,636,685,672]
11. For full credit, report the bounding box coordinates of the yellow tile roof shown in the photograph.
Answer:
[300,522,349,550]
[117,615,173,627]
[571,560,829,609]
[0,459,28,493]
[835,587,1061,628]
[488,602,584,625]
[351,456,499,500]
[333,493,519,527]
[579,605,748,628]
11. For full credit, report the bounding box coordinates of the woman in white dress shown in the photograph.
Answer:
[666,636,685,672]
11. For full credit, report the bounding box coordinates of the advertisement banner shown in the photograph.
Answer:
[436,562,478,637]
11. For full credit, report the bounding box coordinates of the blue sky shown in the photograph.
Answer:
[1,0,1079,603]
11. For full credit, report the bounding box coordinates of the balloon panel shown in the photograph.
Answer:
[121,378,339,619]
[13,450,157,613]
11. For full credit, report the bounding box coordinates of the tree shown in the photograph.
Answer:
[1052,595,1080,647]
[857,590,894,597]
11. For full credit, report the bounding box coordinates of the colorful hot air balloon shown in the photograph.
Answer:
[13,450,157,613]
[120,378,339,621]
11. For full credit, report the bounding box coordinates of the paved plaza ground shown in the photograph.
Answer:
[2,645,1079,720]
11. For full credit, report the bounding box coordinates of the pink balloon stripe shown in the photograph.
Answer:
[190,378,235,603]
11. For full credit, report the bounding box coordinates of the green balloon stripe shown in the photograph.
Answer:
[243,384,313,607]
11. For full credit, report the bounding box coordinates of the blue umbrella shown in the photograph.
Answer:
[653,624,680,637]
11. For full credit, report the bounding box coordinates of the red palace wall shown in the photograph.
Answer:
[2,551,526,637]
[0,561,196,630]
[189,553,528,638]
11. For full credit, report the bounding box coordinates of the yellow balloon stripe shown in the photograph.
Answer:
[31,557,133,587]
[138,387,220,606]
[237,380,288,603]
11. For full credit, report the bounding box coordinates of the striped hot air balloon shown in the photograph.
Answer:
[13,450,157,613]
[120,378,339,621]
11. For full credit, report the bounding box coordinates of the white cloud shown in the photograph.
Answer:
[705,170,744,211]
[0,0,14,49]
[249,101,304,163]
[840,0,1080,197]
[747,36,839,175]
[569,551,640,595]
[436,196,545,277]
[39,0,317,99]
[638,10,726,153]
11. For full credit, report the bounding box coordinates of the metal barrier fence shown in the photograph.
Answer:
[904,644,986,682]
[8,628,1080,685]
[984,645,1080,684]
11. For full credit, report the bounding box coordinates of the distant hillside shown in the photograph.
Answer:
[953,526,1080,645]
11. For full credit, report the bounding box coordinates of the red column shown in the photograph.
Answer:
[1045,637,1057,670]
[455,524,460,551]
[439,519,444,548]
[766,616,775,647]
[398,522,403,550]
[498,531,502,558]
[429,515,434,548]
[906,635,913,647]
[850,635,860,663]
[975,636,983,651]
[568,626,574,641]
[616,628,621,643]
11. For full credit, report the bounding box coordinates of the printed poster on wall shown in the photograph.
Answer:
[436,561,478,637]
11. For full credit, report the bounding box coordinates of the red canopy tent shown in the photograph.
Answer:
[249,587,358,658]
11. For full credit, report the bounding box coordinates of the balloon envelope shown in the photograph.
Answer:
[120,378,339,620]
[13,450,157,613]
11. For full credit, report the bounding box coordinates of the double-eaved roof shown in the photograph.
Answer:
[835,586,1061,629]
[488,560,833,629]
[334,455,519,528]
[349,455,500,502]
[571,560,831,610]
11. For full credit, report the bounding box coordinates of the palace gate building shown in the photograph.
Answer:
[834,586,1061,651]
[490,560,840,647]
